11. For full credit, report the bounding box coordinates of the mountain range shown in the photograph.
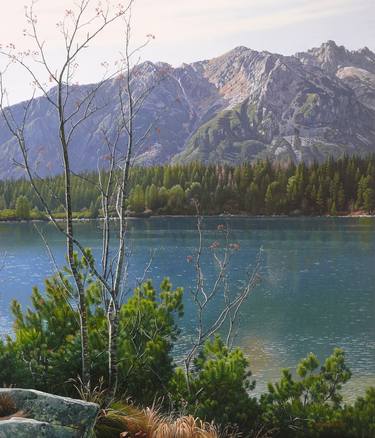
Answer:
[0,40,374,179]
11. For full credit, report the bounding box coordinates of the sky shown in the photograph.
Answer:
[0,0,374,104]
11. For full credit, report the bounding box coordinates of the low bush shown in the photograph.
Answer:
[171,336,260,433]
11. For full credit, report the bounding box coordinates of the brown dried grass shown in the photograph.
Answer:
[0,393,17,418]
[125,408,218,438]
[97,404,219,438]
[0,393,24,421]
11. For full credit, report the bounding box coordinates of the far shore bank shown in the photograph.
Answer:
[0,212,374,224]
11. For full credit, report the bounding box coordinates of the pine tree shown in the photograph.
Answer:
[363,188,375,213]
[0,194,6,210]
[15,195,31,219]
[145,184,159,211]
[129,185,145,213]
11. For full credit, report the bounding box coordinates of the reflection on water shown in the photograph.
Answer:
[0,217,374,396]
[240,336,280,395]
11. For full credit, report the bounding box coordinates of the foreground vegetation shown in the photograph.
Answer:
[0,155,374,220]
[0,266,374,437]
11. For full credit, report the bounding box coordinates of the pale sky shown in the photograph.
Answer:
[0,0,374,104]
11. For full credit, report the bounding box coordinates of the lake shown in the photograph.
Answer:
[0,216,374,398]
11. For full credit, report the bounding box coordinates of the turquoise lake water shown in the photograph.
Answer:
[0,217,374,397]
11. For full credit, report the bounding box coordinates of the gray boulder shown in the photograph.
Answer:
[0,417,79,437]
[0,389,99,438]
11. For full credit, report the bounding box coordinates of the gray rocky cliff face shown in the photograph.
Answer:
[0,41,374,179]
[175,43,375,165]
[296,40,375,111]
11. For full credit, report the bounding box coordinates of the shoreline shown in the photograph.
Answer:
[0,212,374,224]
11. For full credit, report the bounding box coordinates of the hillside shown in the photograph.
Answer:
[0,40,374,179]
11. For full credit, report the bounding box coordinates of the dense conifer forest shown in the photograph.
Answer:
[0,155,374,220]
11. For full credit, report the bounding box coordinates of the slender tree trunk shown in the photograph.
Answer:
[107,79,133,399]
[59,85,91,387]
[64,149,91,387]
[107,300,119,396]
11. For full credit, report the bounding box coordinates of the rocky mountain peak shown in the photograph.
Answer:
[295,41,375,111]
[0,42,374,179]
[296,40,350,73]
[297,40,375,72]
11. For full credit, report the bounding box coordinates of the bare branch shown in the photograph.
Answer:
[184,208,263,385]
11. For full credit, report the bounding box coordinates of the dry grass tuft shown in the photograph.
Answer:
[71,376,108,407]
[156,414,218,437]
[96,404,220,438]
[0,393,17,418]
[127,409,218,438]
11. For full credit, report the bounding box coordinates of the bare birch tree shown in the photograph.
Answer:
[95,12,158,399]
[0,0,155,391]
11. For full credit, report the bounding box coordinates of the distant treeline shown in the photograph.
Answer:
[0,155,374,219]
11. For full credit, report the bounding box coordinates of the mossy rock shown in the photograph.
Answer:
[0,389,99,438]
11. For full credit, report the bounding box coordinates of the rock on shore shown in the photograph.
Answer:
[0,388,99,438]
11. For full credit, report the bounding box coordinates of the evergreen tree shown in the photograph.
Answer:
[15,195,31,219]
[129,185,145,213]
[168,185,185,210]
[0,194,6,210]
[145,184,159,211]
[363,188,375,213]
